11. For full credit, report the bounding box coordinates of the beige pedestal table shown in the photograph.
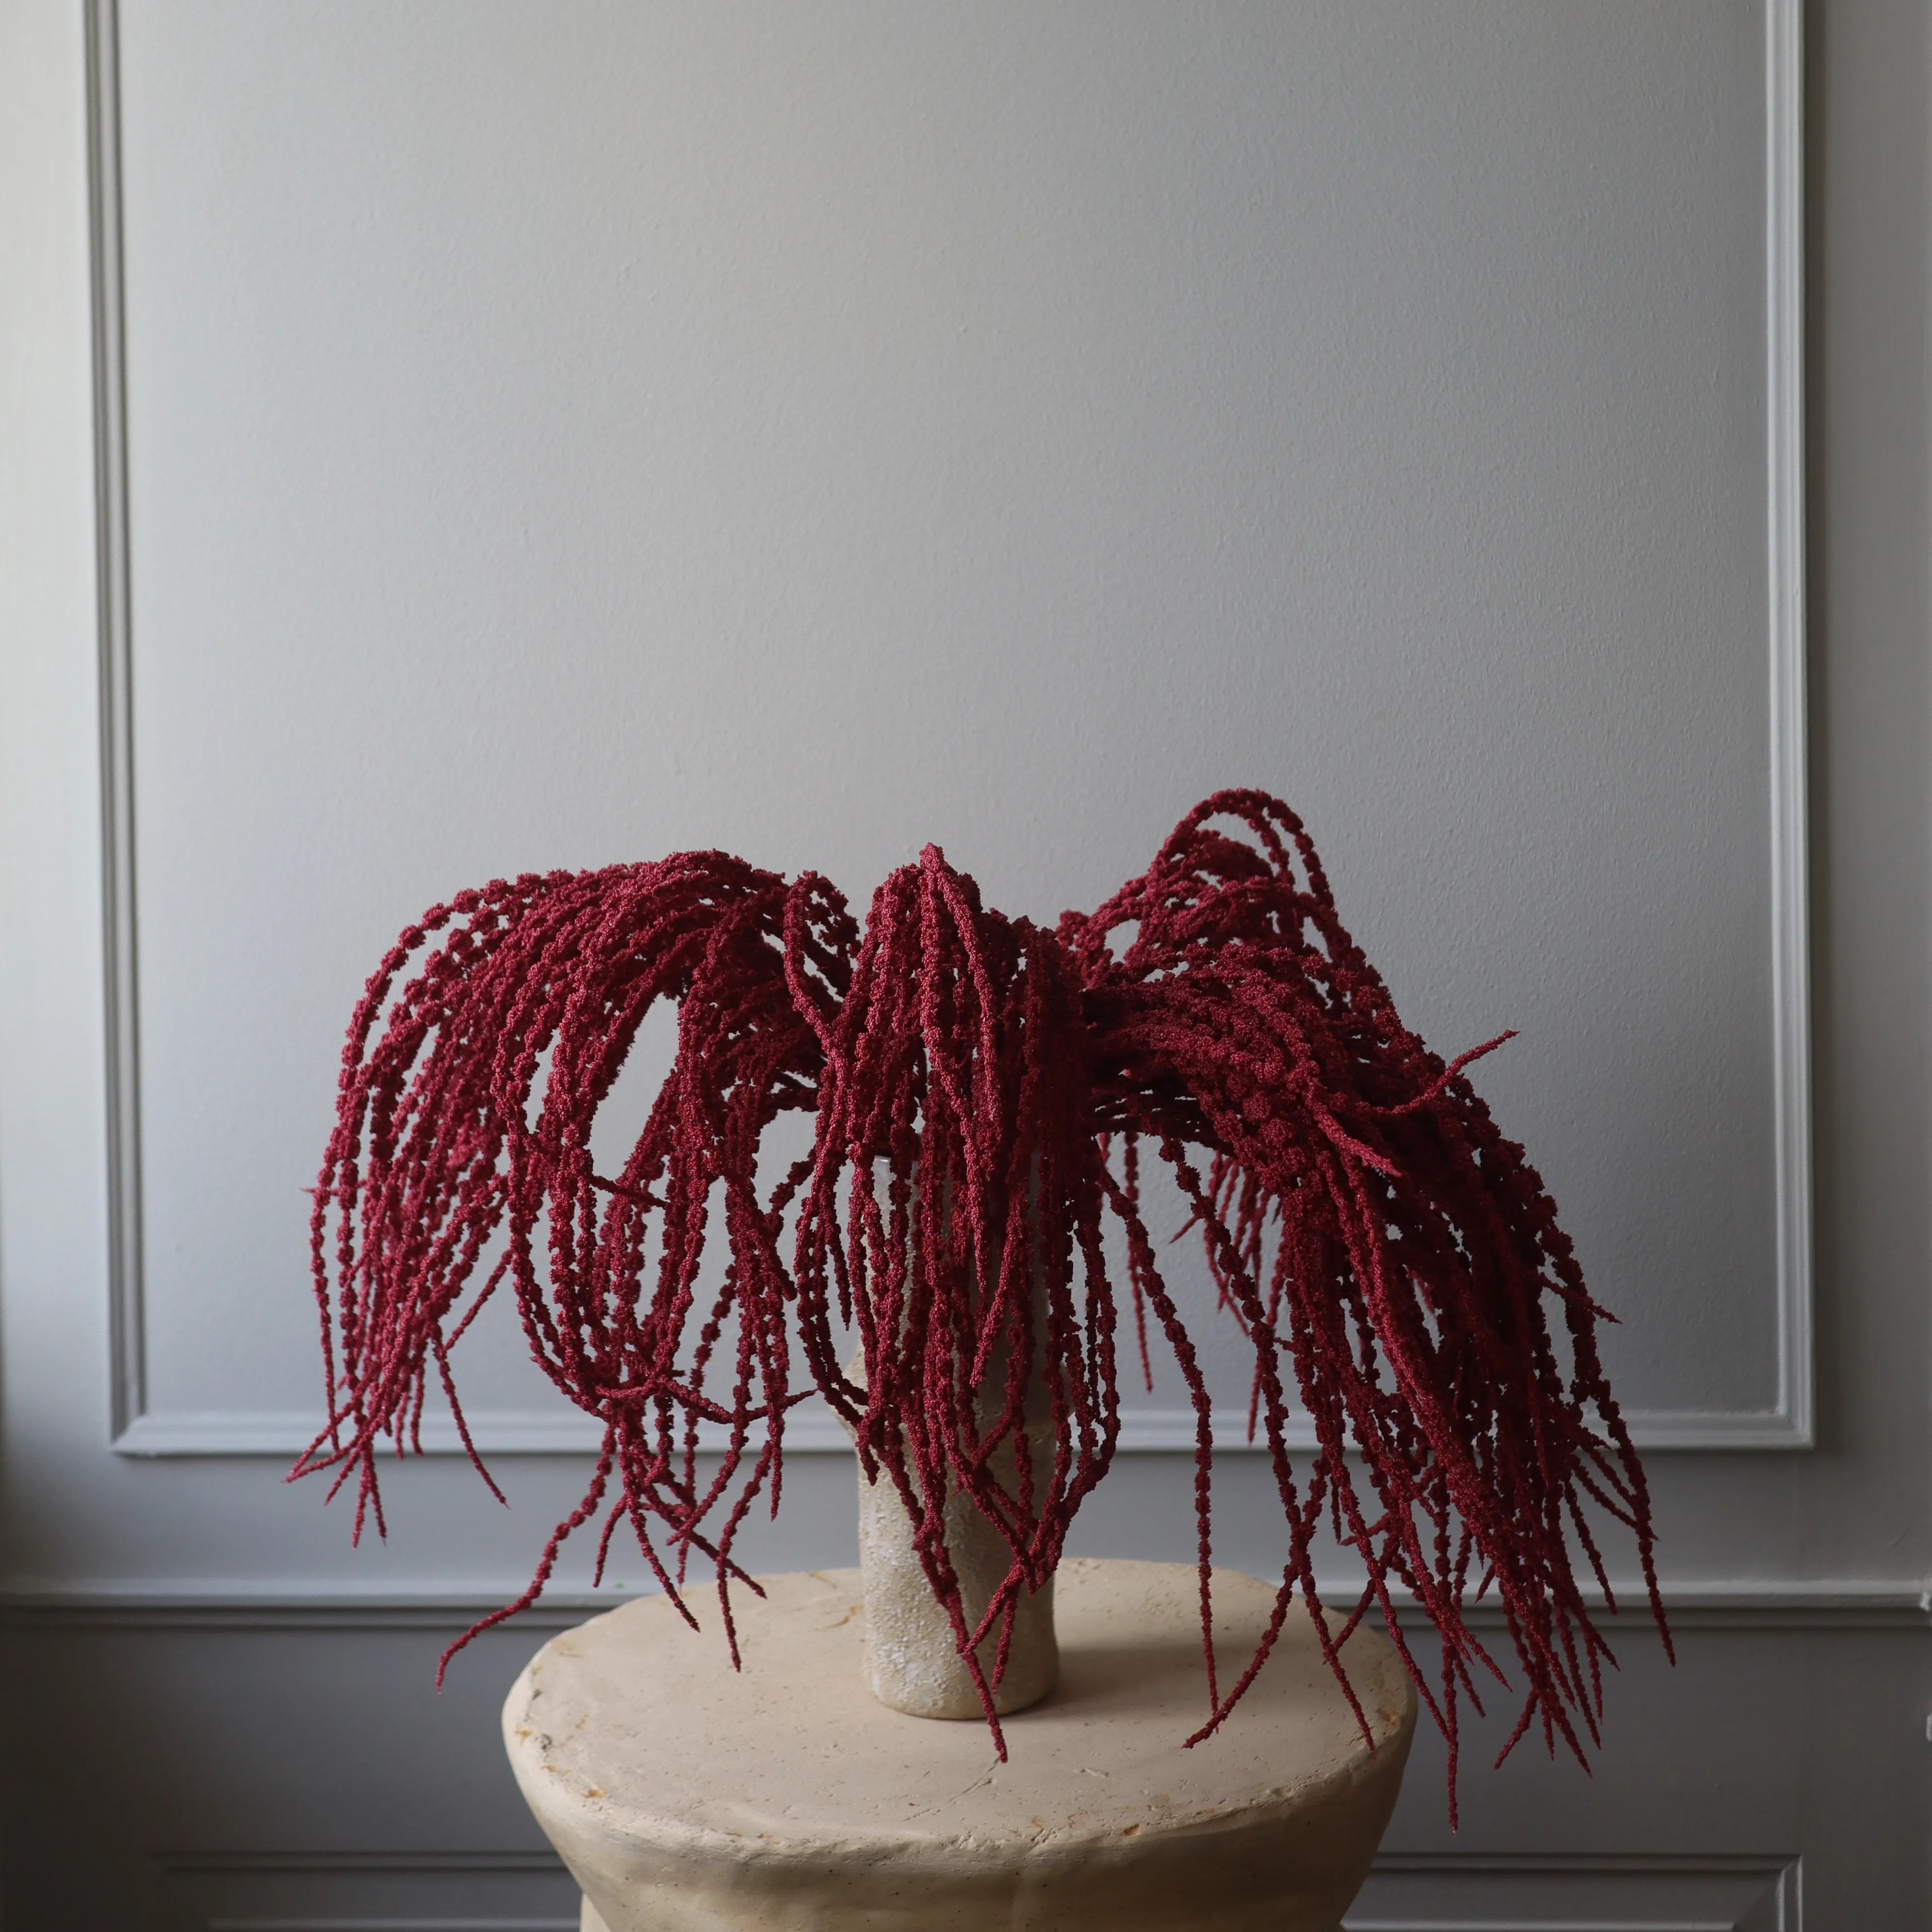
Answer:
[504,1558,1416,1932]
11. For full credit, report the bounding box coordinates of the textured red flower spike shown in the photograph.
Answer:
[295,792,1668,1817]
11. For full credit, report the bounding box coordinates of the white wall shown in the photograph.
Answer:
[1,3,1927,1927]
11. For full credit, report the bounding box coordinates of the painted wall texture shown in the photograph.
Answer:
[0,2,1927,1926]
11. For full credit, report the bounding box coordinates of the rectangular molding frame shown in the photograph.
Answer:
[151,1852,578,1932]
[90,0,1814,1459]
[1348,1853,1801,1932]
[137,1850,1800,1932]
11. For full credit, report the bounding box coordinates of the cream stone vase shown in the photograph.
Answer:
[850,1408,1062,1720]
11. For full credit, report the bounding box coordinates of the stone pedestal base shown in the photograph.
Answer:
[504,1558,1415,1932]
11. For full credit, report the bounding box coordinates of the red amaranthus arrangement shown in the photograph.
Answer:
[298,789,1665,1812]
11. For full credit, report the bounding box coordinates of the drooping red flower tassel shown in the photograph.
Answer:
[296,790,1667,1816]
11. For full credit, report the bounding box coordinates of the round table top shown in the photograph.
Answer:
[506,1559,1415,1932]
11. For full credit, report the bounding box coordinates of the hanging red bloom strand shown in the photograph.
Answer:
[296,790,1667,1818]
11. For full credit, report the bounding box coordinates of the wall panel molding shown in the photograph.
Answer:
[153,1851,576,1932]
[142,1848,1805,1932]
[3,1576,1922,1634]
[87,0,1814,1459]
[1762,0,1813,1455]
[84,0,145,1445]
[1347,1853,1801,1932]
[107,1390,1814,1459]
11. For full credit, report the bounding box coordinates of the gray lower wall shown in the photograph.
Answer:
[3,1598,1926,1930]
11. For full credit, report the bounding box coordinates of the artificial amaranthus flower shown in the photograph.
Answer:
[297,789,1667,1817]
